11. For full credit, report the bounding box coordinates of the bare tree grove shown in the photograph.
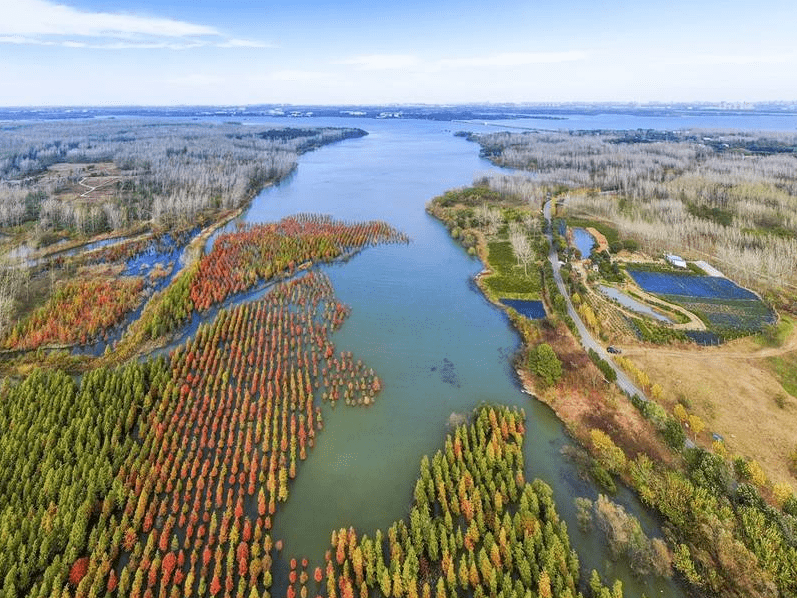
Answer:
[471,130,797,288]
[0,120,364,232]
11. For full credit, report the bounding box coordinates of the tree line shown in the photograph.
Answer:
[0,121,366,233]
[468,129,797,290]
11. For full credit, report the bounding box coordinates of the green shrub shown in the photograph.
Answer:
[588,348,617,382]
[528,343,563,387]
[662,418,686,451]
[590,463,617,493]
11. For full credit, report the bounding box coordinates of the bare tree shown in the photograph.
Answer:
[509,222,533,275]
[470,129,797,290]
[0,120,364,232]
[0,260,28,334]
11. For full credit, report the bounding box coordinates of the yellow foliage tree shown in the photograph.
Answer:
[673,404,688,423]
[650,383,664,401]
[711,440,727,459]
[635,369,650,389]
[537,570,552,598]
[590,429,627,474]
[773,482,794,507]
[687,414,705,439]
[748,460,767,488]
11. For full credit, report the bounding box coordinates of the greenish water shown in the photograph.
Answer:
[201,117,689,597]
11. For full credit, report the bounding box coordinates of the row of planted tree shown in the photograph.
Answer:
[143,215,408,340]
[298,406,623,598]
[2,214,406,354]
[0,215,622,598]
[0,273,622,598]
[0,268,387,598]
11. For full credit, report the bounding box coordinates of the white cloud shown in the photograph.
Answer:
[0,35,56,45]
[338,54,421,71]
[0,0,270,50]
[217,38,273,49]
[91,41,206,50]
[1,0,218,37]
[439,51,588,68]
[336,51,588,74]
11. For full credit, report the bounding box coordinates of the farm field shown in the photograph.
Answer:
[627,271,759,300]
[627,269,776,337]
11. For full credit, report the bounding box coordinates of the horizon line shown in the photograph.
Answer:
[2,100,797,110]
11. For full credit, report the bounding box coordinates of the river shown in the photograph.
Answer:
[195,116,689,597]
[28,107,797,595]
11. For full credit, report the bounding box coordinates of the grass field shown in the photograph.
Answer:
[767,352,797,399]
[483,239,542,297]
[619,333,797,487]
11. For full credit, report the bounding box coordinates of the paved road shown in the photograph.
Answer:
[543,200,648,401]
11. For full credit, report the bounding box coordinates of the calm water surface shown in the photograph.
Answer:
[212,117,688,597]
[572,226,597,259]
[599,285,674,324]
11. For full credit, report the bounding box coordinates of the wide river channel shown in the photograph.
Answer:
[183,114,722,597]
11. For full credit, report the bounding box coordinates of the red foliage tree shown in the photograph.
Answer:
[161,552,177,586]
[69,557,89,587]
[107,569,119,593]
[237,541,250,576]
[210,573,222,596]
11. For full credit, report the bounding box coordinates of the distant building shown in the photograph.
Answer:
[665,254,687,268]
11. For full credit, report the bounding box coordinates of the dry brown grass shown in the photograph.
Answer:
[617,331,797,487]
[521,320,675,467]
[46,162,131,204]
[585,226,609,253]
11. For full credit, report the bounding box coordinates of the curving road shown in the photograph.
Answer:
[543,200,648,401]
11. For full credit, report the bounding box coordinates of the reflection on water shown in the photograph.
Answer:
[500,298,546,319]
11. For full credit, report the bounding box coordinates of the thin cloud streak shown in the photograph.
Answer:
[338,54,421,71]
[438,51,589,68]
[2,0,219,37]
[0,0,271,50]
[217,39,274,49]
[336,51,589,73]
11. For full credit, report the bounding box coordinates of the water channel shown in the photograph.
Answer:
[599,285,674,324]
[194,117,688,597]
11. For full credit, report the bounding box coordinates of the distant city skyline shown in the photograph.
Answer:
[1,0,796,106]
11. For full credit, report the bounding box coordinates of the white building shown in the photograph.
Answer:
[665,254,687,268]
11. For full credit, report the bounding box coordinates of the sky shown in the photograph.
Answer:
[1,0,796,106]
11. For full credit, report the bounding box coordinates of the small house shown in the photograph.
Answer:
[665,254,687,268]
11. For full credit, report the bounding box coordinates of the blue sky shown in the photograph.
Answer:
[1,0,796,105]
